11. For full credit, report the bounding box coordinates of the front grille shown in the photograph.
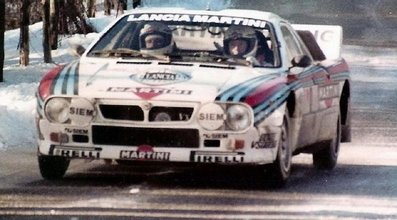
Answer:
[149,107,194,121]
[92,126,199,148]
[99,104,144,121]
[99,104,194,122]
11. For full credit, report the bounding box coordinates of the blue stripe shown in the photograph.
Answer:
[232,75,276,102]
[253,85,291,114]
[254,92,289,125]
[67,62,78,95]
[53,61,79,95]
[217,75,274,101]
[53,64,72,95]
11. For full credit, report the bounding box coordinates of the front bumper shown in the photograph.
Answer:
[37,119,280,165]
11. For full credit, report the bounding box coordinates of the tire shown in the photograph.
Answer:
[313,115,341,170]
[266,114,292,187]
[38,155,70,180]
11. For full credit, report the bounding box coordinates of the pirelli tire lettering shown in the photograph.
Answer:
[190,151,245,163]
[52,147,101,159]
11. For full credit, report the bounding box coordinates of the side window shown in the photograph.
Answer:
[280,24,312,63]
[280,25,301,62]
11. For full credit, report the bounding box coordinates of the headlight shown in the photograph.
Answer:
[197,103,226,130]
[226,104,251,131]
[45,98,95,125]
[198,103,252,131]
[45,98,71,123]
[68,98,95,125]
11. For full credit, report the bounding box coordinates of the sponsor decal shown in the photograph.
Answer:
[130,70,191,86]
[198,103,226,130]
[318,83,339,108]
[119,145,170,161]
[252,133,276,149]
[318,84,339,100]
[68,98,95,125]
[69,107,94,116]
[128,14,267,28]
[107,87,192,100]
[64,128,88,135]
[203,133,228,139]
[52,146,101,159]
[190,151,244,163]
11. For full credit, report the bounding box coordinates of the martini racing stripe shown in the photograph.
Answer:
[52,61,80,96]
[252,84,293,125]
[216,75,276,102]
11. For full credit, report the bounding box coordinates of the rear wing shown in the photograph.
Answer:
[292,24,343,60]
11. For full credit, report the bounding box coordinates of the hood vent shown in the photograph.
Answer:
[158,62,193,66]
[199,64,235,69]
[117,61,152,65]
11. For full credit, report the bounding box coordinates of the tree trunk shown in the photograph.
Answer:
[49,0,58,49]
[19,0,31,66]
[58,0,69,34]
[133,0,141,8]
[87,0,96,18]
[43,0,52,63]
[0,0,4,82]
[104,0,111,15]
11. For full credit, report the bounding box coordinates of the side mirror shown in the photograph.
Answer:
[69,44,86,57]
[291,55,312,68]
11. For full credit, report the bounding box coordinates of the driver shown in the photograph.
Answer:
[139,22,174,55]
[223,26,265,65]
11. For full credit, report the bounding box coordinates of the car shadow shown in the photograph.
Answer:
[23,159,397,198]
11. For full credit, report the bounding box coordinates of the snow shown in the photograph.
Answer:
[0,13,111,150]
[1,10,397,151]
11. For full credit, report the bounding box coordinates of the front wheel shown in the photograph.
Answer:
[38,155,70,180]
[313,115,341,170]
[266,114,292,187]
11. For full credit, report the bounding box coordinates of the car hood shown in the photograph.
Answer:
[58,59,281,103]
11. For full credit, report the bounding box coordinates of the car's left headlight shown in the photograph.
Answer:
[226,104,251,131]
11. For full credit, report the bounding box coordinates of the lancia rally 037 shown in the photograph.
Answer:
[36,8,351,186]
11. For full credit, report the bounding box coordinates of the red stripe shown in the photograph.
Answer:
[38,65,65,100]
[244,77,287,107]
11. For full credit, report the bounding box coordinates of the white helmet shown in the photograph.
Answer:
[223,26,258,58]
[139,22,174,55]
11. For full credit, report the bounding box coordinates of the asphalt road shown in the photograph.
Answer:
[1,50,397,219]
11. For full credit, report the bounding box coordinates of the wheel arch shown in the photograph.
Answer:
[340,80,351,142]
[286,91,296,118]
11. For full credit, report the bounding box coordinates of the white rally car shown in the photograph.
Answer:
[36,8,351,186]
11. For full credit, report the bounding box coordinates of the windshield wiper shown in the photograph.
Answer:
[89,48,169,61]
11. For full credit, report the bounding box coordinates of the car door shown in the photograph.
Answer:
[280,23,329,148]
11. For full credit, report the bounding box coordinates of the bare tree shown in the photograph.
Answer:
[49,0,58,49]
[87,0,96,18]
[0,0,4,82]
[58,0,93,35]
[42,0,52,63]
[19,0,32,66]
[104,0,111,15]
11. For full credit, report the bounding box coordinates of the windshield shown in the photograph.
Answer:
[87,13,278,67]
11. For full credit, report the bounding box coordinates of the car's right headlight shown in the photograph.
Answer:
[225,104,252,131]
[45,98,71,123]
